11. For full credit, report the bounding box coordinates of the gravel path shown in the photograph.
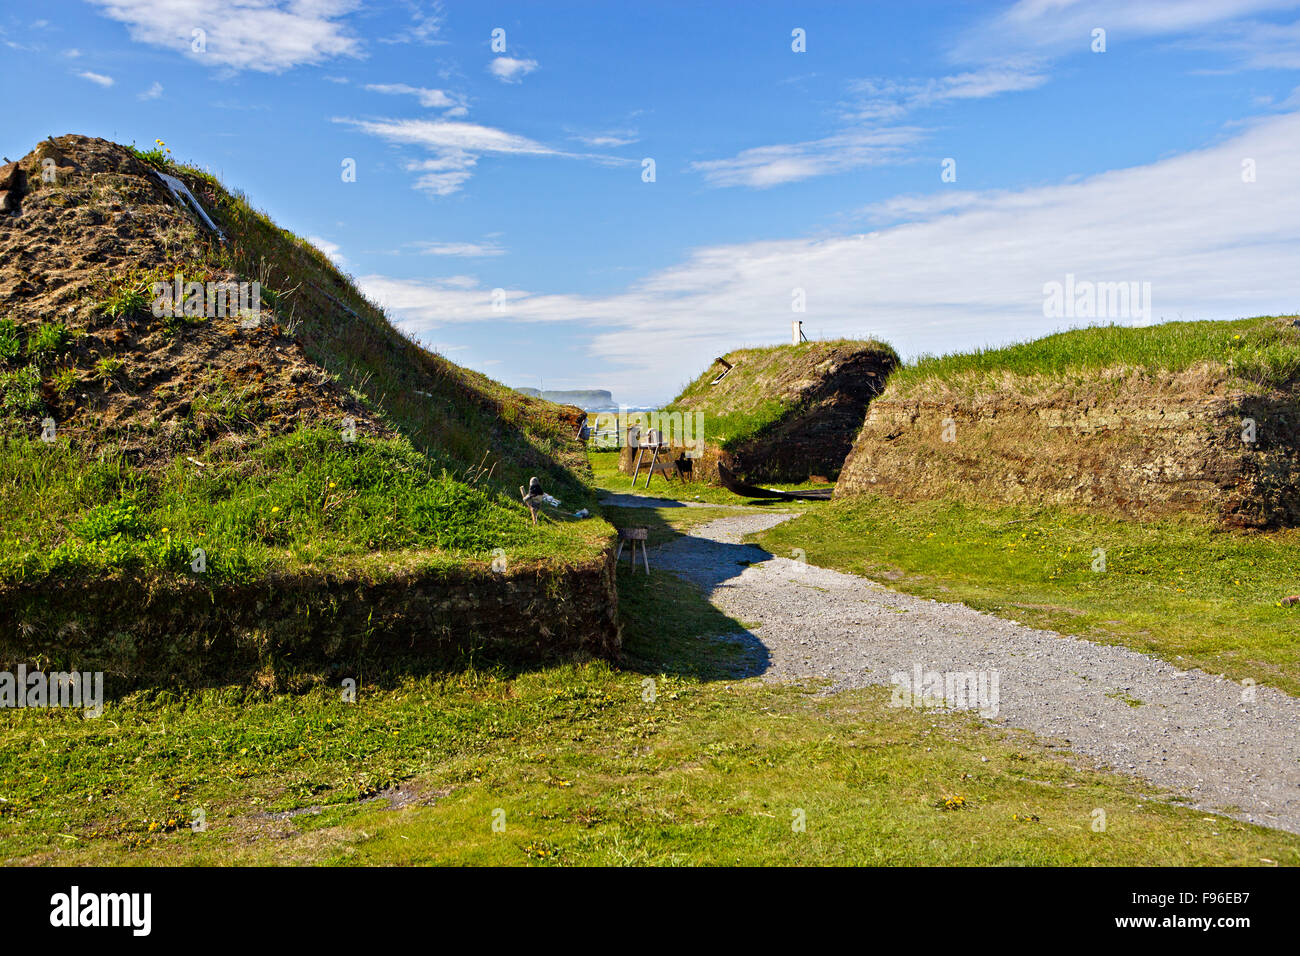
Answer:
[656,510,1300,834]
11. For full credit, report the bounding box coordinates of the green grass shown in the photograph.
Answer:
[25,322,71,360]
[891,316,1300,394]
[51,366,78,395]
[753,495,1300,694]
[4,565,1297,866]
[589,450,832,507]
[0,319,20,362]
[94,272,155,321]
[91,356,124,385]
[0,427,608,586]
[126,141,172,169]
[0,365,43,415]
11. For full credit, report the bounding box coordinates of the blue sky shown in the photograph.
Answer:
[3,1,1300,405]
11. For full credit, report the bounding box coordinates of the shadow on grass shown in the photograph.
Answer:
[616,566,769,680]
[601,501,774,681]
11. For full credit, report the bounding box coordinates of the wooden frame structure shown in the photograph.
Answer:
[615,527,650,573]
[630,428,682,489]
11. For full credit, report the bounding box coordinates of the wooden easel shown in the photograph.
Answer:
[631,429,680,489]
[615,527,650,573]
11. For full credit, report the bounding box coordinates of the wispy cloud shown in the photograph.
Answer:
[1180,16,1300,70]
[361,111,1300,404]
[338,117,557,156]
[77,70,114,87]
[415,240,505,257]
[379,0,445,45]
[691,127,923,188]
[336,116,623,195]
[488,56,537,83]
[951,0,1300,63]
[138,81,163,100]
[87,0,361,73]
[364,82,465,113]
[403,154,478,196]
[846,65,1048,122]
[568,128,639,148]
[692,63,1045,189]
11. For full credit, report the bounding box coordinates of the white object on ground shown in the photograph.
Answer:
[154,170,226,242]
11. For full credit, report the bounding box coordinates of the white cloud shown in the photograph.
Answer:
[488,56,537,83]
[952,0,1300,62]
[77,71,115,87]
[339,117,556,155]
[569,129,639,148]
[87,0,361,73]
[691,127,923,188]
[336,116,622,195]
[139,81,164,100]
[379,0,444,45]
[847,65,1049,121]
[415,240,505,257]
[1181,16,1300,70]
[403,153,478,196]
[361,111,1300,404]
[364,82,465,112]
[693,64,1045,189]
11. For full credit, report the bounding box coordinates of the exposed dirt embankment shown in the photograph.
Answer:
[0,134,618,683]
[619,340,897,484]
[0,553,619,690]
[0,135,590,493]
[836,367,1300,527]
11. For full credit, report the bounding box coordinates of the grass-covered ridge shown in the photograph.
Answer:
[665,338,897,449]
[0,429,608,587]
[891,316,1300,396]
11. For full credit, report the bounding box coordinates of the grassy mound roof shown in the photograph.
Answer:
[889,316,1300,397]
[666,338,898,450]
[0,135,607,585]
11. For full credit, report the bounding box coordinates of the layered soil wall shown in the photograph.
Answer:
[835,373,1300,527]
[0,553,620,691]
[620,343,897,484]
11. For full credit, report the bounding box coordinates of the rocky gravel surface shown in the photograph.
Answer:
[655,510,1300,834]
